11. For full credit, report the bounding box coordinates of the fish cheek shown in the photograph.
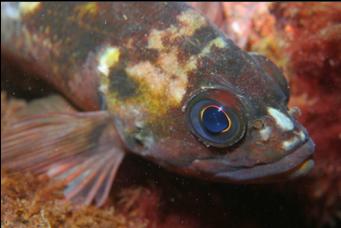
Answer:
[146,114,213,168]
[243,112,298,167]
[249,122,284,163]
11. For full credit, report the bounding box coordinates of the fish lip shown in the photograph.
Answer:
[215,138,315,182]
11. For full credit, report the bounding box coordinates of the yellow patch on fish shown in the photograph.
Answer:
[200,37,226,56]
[75,2,98,18]
[185,37,227,72]
[126,62,165,93]
[126,35,227,117]
[147,26,177,50]
[19,2,41,15]
[97,46,120,94]
[109,10,225,118]
[98,47,120,76]
[148,29,166,50]
[157,49,196,103]
[177,9,207,37]
[141,9,214,113]
[125,48,198,115]
[147,9,207,51]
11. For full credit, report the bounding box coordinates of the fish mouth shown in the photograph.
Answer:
[215,138,315,182]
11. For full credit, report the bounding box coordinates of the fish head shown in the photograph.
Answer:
[179,52,315,183]
[100,7,314,183]
[107,49,314,183]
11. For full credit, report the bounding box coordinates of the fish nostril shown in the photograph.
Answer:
[252,119,265,130]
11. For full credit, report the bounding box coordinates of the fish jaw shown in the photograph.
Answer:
[213,138,315,182]
[186,138,314,183]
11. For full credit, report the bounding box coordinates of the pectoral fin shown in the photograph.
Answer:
[1,96,125,207]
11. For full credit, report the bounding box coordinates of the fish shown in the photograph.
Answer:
[1,2,315,207]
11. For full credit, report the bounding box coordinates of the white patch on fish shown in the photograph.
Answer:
[282,131,306,151]
[298,131,306,141]
[282,137,300,151]
[267,107,294,131]
[259,126,272,141]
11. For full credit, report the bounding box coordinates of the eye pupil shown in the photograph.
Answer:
[186,90,247,148]
[201,106,230,134]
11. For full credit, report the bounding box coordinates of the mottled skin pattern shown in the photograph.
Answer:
[1,3,314,182]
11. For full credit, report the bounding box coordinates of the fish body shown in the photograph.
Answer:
[1,2,315,206]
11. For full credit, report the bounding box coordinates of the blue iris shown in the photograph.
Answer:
[202,106,229,134]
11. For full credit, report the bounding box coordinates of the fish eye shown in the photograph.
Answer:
[201,105,231,134]
[186,89,246,148]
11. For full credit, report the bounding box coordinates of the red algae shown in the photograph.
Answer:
[271,3,341,227]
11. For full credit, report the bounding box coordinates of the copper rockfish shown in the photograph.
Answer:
[1,2,315,207]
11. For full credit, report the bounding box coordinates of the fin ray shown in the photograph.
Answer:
[1,111,109,170]
[1,109,125,206]
[95,153,123,207]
